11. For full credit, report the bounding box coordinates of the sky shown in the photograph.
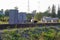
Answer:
[0,0,59,13]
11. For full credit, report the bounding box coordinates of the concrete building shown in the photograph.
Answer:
[9,9,18,24]
[18,12,27,24]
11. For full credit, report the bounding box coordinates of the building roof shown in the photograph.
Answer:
[45,18,52,21]
[43,17,52,21]
[42,17,59,21]
[52,18,59,20]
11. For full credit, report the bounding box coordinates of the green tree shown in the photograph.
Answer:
[0,9,4,18]
[26,13,32,20]
[51,5,56,18]
[57,5,60,18]
[34,12,43,21]
[5,9,9,16]
[43,10,51,17]
[43,6,51,17]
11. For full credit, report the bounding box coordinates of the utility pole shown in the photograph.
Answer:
[38,0,40,12]
[28,0,30,13]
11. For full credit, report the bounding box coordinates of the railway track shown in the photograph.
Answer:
[0,23,60,30]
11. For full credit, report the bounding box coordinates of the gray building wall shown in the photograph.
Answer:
[18,12,27,24]
[9,9,18,24]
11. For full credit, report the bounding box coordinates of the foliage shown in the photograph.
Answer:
[43,10,51,17]
[1,27,60,40]
[5,9,9,16]
[0,16,9,24]
[34,12,43,21]
[43,6,51,17]
[51,5,56,18]
[26,13,32,20]
[57,6,60,18]
[0,14,8,24]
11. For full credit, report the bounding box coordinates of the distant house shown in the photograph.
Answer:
[51,18,59,23]
[18,12,27,24]
[41,17,59,23]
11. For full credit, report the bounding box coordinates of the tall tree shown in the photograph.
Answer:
[43,6,51,17]
[57,5,60,18]
[51,5,56,18]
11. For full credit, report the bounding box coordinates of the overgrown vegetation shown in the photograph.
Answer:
[1,26,60,40]
[0,16,9,24]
